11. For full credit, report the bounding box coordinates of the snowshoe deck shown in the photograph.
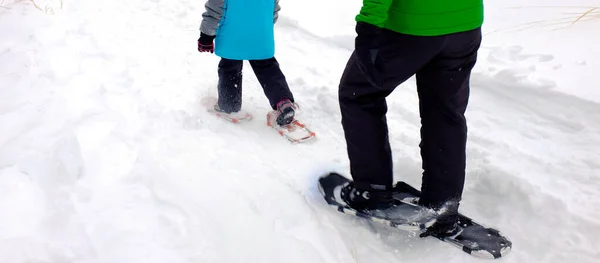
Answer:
[318,172,512,259]
[267,110,316,144]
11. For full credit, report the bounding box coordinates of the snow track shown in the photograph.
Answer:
[1,0,599,262]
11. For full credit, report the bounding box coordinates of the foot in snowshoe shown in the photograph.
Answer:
[213,104,246,117]
[319,173,438,229]
[213,104,230,113]
[275,99,295,126]
[340,181,395,211]
[202,96,252,123]
[265,100,315,143]
[419,201,461,238]
[343,182,438,226]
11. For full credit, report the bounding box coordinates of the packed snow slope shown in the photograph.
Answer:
[1,0,599,262]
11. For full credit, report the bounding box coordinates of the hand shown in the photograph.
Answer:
[354,22,383,88]
[198,32,216,53]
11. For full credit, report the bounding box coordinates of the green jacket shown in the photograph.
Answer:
[356,0,484,36]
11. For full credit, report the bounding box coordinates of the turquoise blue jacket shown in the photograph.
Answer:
[200,0,280,60]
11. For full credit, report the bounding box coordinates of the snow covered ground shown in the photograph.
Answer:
[1,0,599,262]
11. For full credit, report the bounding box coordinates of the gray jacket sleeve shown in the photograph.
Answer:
[274,0,281,23]
[200,0,224,36]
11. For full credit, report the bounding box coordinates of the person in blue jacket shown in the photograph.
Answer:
[198,0,296,126]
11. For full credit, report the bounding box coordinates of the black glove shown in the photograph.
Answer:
[198,32,216,53]
[354,22,383,89]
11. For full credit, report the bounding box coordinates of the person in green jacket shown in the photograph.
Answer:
[329,0,484,237]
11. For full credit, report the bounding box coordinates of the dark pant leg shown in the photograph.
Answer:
[217,58,243,113]
[415,28,482,209]
[338,30,444,191]
[248,57,294,110]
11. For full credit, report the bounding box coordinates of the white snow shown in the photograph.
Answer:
[1,0,599,262]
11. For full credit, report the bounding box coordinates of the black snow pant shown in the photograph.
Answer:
[338,27,482,209]
[217,57,294,113]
